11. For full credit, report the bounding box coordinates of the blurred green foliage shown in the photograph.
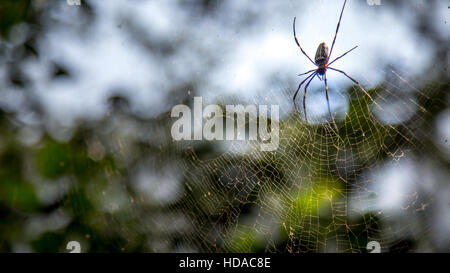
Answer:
[0,0,30,37]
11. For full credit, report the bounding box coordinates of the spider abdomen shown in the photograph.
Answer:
[315,42,329,66]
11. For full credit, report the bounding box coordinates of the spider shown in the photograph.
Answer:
[293,0,363,126]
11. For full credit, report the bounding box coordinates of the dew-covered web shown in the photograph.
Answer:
[168,66,446,253]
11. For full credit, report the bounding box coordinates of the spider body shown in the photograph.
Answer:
[315,42,329,72]
[292,0,363,128]
[315,43,328,78]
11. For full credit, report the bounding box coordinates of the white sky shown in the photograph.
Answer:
[19,0,448,126]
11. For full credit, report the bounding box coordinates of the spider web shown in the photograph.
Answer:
[166,67,445,253]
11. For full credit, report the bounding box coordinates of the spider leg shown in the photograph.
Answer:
[327,0,347,62]
[293,71,316,113]
[298,69,316,76]
[293,17,316,66]
[324,73,338,130]
[328,45,358,66]
[328,67,382,110]
[328,67,359,84]
[303,73,317,123]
